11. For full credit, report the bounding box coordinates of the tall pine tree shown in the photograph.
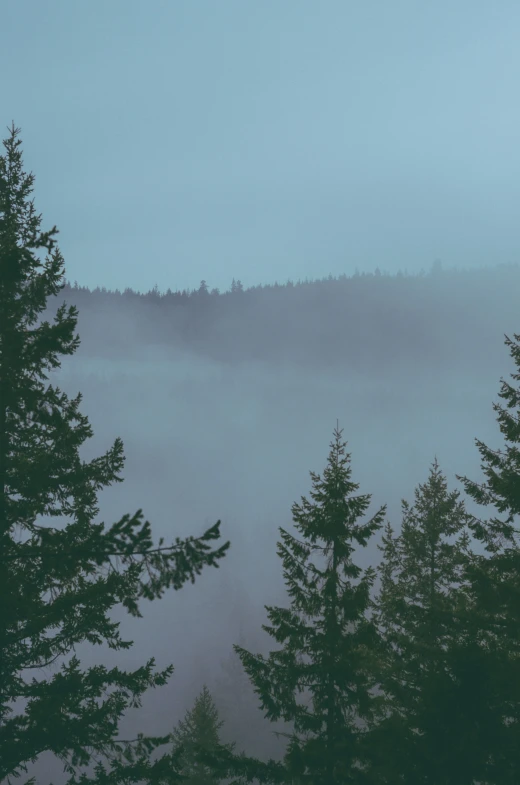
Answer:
[455,330,520,784]
[372,458,477,784]
[0,123,230,784]
[234,423,387,784]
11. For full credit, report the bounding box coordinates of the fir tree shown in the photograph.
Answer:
[455,331,520,783]
[230,279,243,294]
[0,123,230,784]
[372,458,477,784]
[170,684,236,785]
[233,423,387,784]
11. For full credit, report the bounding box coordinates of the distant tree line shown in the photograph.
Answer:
[52,257,520,378]
[64,260,520,306]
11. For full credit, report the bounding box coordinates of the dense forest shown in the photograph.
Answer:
[47,261,520,379]
[3,122,520,785]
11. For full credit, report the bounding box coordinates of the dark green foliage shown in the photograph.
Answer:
[0,123,230,784]
[373,459,477,784]
[455,331,520,783]
[170,685,235,784]
[234,424,387,784]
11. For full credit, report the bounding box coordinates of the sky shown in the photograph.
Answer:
[2,0,520,294]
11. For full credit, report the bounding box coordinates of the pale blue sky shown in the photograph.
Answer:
[2,0,520,293]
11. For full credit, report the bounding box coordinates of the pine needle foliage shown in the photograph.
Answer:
[0,123,230,784]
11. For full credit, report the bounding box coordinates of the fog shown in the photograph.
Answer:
[23,264,520,781]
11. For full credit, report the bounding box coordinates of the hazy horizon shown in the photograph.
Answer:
[3,0,520,294]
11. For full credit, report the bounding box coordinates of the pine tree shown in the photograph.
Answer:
[372,458,477,784]
[455,330,520,783]
[0,123,230,784]
[234,424,387,784]
[170,685,236,785]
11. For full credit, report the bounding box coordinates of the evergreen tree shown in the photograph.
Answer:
[230,279,243,294]
[372,458,477,784]
[170,685,236,785]
[0,123,230,784]
[455,330,520,783]
[234,424,387,784]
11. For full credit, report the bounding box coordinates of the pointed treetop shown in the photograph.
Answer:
[292,420,384,552]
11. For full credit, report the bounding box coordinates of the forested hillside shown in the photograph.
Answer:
[43,263,520,379]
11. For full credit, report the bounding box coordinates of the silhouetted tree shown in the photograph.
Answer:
[170,685,236,784]
[455,330,520,784]
[234,424,387,784]
[372,459,476,784]
[0,123,230,784]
